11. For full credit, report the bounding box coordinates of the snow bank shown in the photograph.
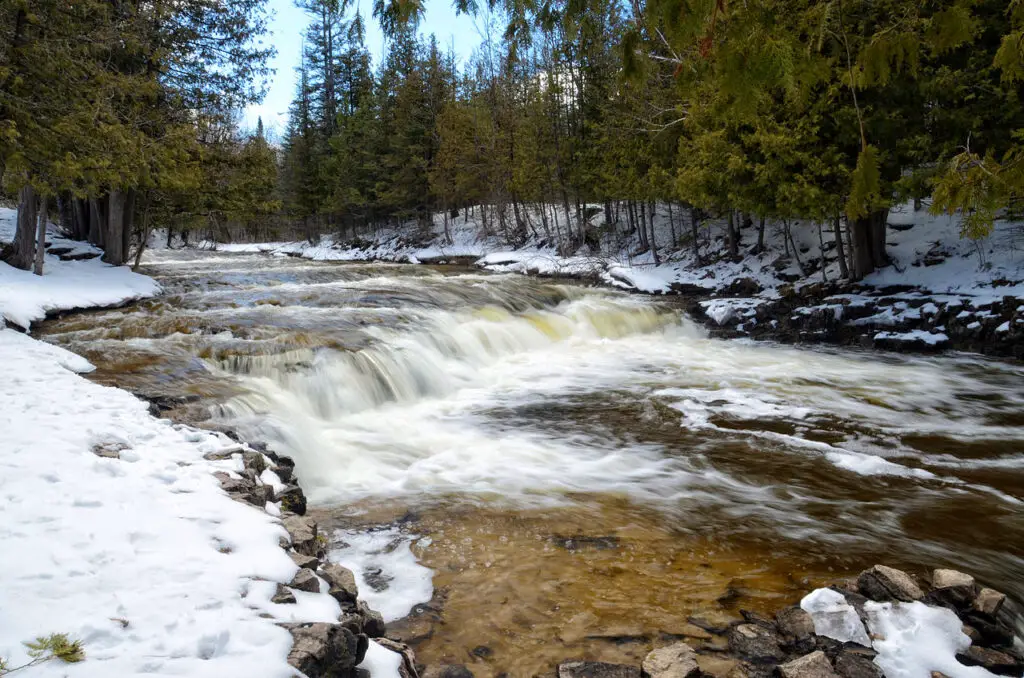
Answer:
[0,208,159,329]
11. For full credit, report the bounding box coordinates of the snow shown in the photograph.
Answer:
[0,208,160,330]
[874,330,951,345]
[996,321,1010,333]
[360,641,403,678]
[800,587,871,646]
[328,528,434,623]
[0,227,401,677]
[864,600,999,678]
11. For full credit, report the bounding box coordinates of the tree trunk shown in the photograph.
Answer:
[648,202,660,265]
[122,188,136,261]
[849,208,889,280]
[5,184,38,270]
[667,202,677,247]
[133,194,153,270]
[57,193,74,239]
[726,210,739,260]
[89,197,106,248]
[73,198,89,242]
[690,206,701,262]
[638,201,648,250]
[833,215,850,279]
[33,195,48,275]
[104,190,126,265]
[817,221,828,283]
[756,216,766,253]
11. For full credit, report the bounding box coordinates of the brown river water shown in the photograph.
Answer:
[38,250,1024,677]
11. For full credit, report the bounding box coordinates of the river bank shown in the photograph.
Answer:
[208,203,1024,358]
[0,210,404,677]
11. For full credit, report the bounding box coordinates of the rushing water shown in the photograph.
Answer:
[39,250,1024,676]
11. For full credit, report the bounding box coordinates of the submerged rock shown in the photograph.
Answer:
[422,665,474,678]
[641,642,699,678]
[558,661,641,678]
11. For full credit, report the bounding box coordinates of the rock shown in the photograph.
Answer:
[321,562,360,606]
[834,652,882,678]
[290,551,320,571]
[272,583,297,604]
[284,623,364,678]
[291,568,321,593]
[922,585,975,612]
[214,471,265,507]
[956,646,1024,676]
[932,569,974,590]
[273,464,294,484]
[283,514,319,556]
[961,610,1015,647]
[375,638,419,678]
[423,666,475,678]
[664,623,713,641]
[856,565,924,602]
[975,588,1007,616]
[242,449,266,475]
[695,656,739,678]
[777,652,839,678]
[740,610,776,629]
[641,642,699,678]
[727,624,785,663]
[358,600,386,638]
[558,662,641,678]
[276,485,308,516]
[470,645,493,659]
[776,606,815,640]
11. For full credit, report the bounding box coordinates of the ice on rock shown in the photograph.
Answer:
[864,600,998,678]
[800,588,871,647]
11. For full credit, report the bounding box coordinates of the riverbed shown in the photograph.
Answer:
[38,250,1024,676]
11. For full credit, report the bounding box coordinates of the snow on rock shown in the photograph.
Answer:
[874,330,951,346]
[328,528,434,623]
[699,298,766,326]
[864,600,999,678]
[799,588,871,647]
[0,208,159,330]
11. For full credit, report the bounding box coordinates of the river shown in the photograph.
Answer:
[38,250,1024,676]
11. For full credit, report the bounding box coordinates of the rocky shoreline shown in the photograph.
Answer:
[206,431,1024,678]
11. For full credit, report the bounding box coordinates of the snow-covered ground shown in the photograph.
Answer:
[0,208,159,329]
[0,209,402,677]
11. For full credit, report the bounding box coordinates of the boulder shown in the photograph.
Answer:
[276,485,308,516]
[776,606,815,639]
[273,464,294,484]
[358,600,386,638]
[856,565,923,602]
[975,588,1007,616]
[695,655,739,678]
[242,449,266,475]
[284,623,365,678]
[291,568,321,593]
[777,652,839,678]
[932,569,974,590]
[955,646,1024,676]
[422,666,475,678]
[960,611,1016,647]
[558,662,641,678]
[727,624,785,663]
[321,562,360,606]
[283,514,319,556]
[290,551,320,571]
[834,651,882,678]
[641,642,699,678]
[272,583,296,605]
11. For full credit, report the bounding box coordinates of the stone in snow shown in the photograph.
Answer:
[777,651,840,678]
[321,561,360,606]
[800,588,871,647]
[290,567,321,593]
[641,642,699,678]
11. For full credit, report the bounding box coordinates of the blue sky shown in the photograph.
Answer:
[244,0,481,137]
